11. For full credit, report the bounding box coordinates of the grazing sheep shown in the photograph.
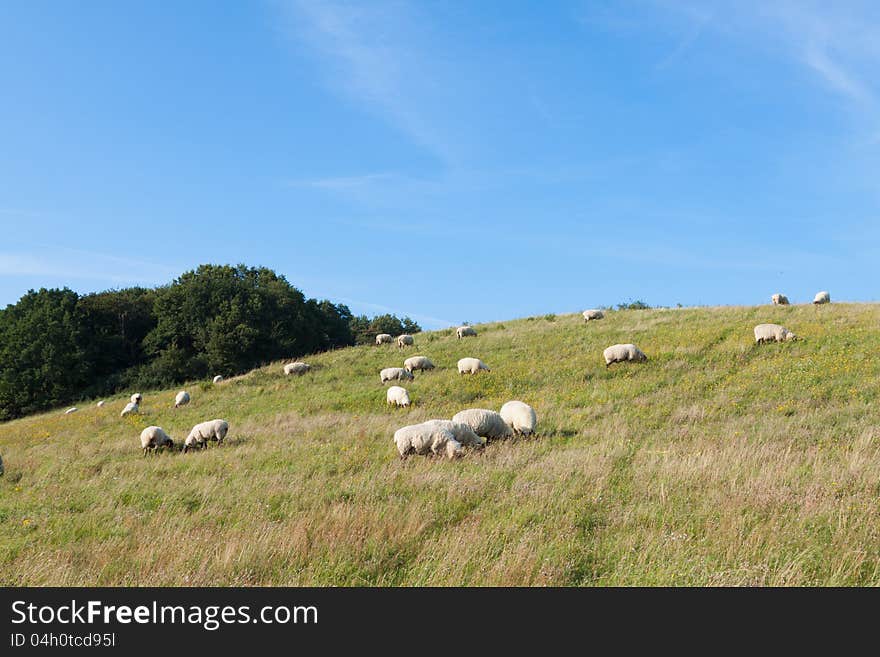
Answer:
[386,385,411,407]
[283,362,311,376]
[64,407,78,415]
[451,408,513,440]
[393,420,483,459]
[130,393,143,405]
[380,367,414,383]
[376,333,393,345]
[183,419,229,453]
[397,334,414,348]
[813,291,831,304]
[754,323,797,344]
[394,422,464,460]
[771,294,789,305]
[140,426,174,457]
[174,391,191,408]
[96,400,106,408]
[499,401,537,437]
[603,343,648,367]
[212,375,224,384]
[457,357,490,375]
[120,402,139,417]
[404,356,435,373]
[423,420,485,448]
[456,326,477,339]
[582,309,605,321]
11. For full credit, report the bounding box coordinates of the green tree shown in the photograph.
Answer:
[0,288,89,420]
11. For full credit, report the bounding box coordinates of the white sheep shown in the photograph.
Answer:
[394,422,463,460]
[603,343,648,367]
[212,375,224,384]
[451,408,513,440]
[456,326,477,339]
[64,407,78,415]
[813,291,831,304]
[183,419,229,453]
[404,356,435,373]
[283,362,311,376]
[754,323,797,344]
[457,357,490,375]
[386,385,411,407]
[397,334,414,348]
[375,333,393,345]
[771,294,789,305]
[174,391,191,408]
[130,393,143,405]
[582,309,605,321]
[120,402,139,417]
[499,401,537,436]
[393,420,483,460]
[423,420,485,448]
[96,400,106,408]
[380,367,414,383]
[139,426,174,457]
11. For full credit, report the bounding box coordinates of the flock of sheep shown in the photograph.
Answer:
[0,291,833,471]
[377,326,536,459]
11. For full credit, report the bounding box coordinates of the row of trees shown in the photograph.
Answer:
[0,264,420,420]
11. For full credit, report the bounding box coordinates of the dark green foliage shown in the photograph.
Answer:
[349,313,422,345]
[0,264,412,419]
[0,288,89,420]
[616,299,651,310]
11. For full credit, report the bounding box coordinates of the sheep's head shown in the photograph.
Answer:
[785,331,798,341]
[445,441,464,459]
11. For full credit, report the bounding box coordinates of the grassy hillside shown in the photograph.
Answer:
[2,303,880,586]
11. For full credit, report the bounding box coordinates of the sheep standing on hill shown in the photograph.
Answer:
[393,420,483,460]
[603,344,648,367]
[213,375,224,384]
[64,407,77,415]
[583,309,605,321]
[394,422,463,460]
[96,400,105,408]
[381,367,414,384]
[771,294,789,305]
[386,386,411,407]
[284,362,311,376]
[120,402,139,417]
[457,357,490,375]
[813,291,831,304]
[140,426,174,457]
[500,401,537,436]
[451,408,512,441]
[130,393,143,405]
[456,326,477,339]
[397,334,414,348]
[376,334,393,345]
[754,323,797,344]
[404,356,434,373]
[174,391,191,408]
[183,419,229,453]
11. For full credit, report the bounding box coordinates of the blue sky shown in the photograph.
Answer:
[2,1,879,328]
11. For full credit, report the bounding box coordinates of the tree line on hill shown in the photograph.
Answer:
[0,264,420,420]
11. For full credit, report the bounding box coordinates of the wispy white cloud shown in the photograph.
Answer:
[335,296,454,329]
[0,245,181,288]
[275,0,456,163]
[286,172,398,190]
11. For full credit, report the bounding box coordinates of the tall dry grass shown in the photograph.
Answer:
[1,303,879,585]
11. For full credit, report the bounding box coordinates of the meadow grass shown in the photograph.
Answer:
[2,303,880,585]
